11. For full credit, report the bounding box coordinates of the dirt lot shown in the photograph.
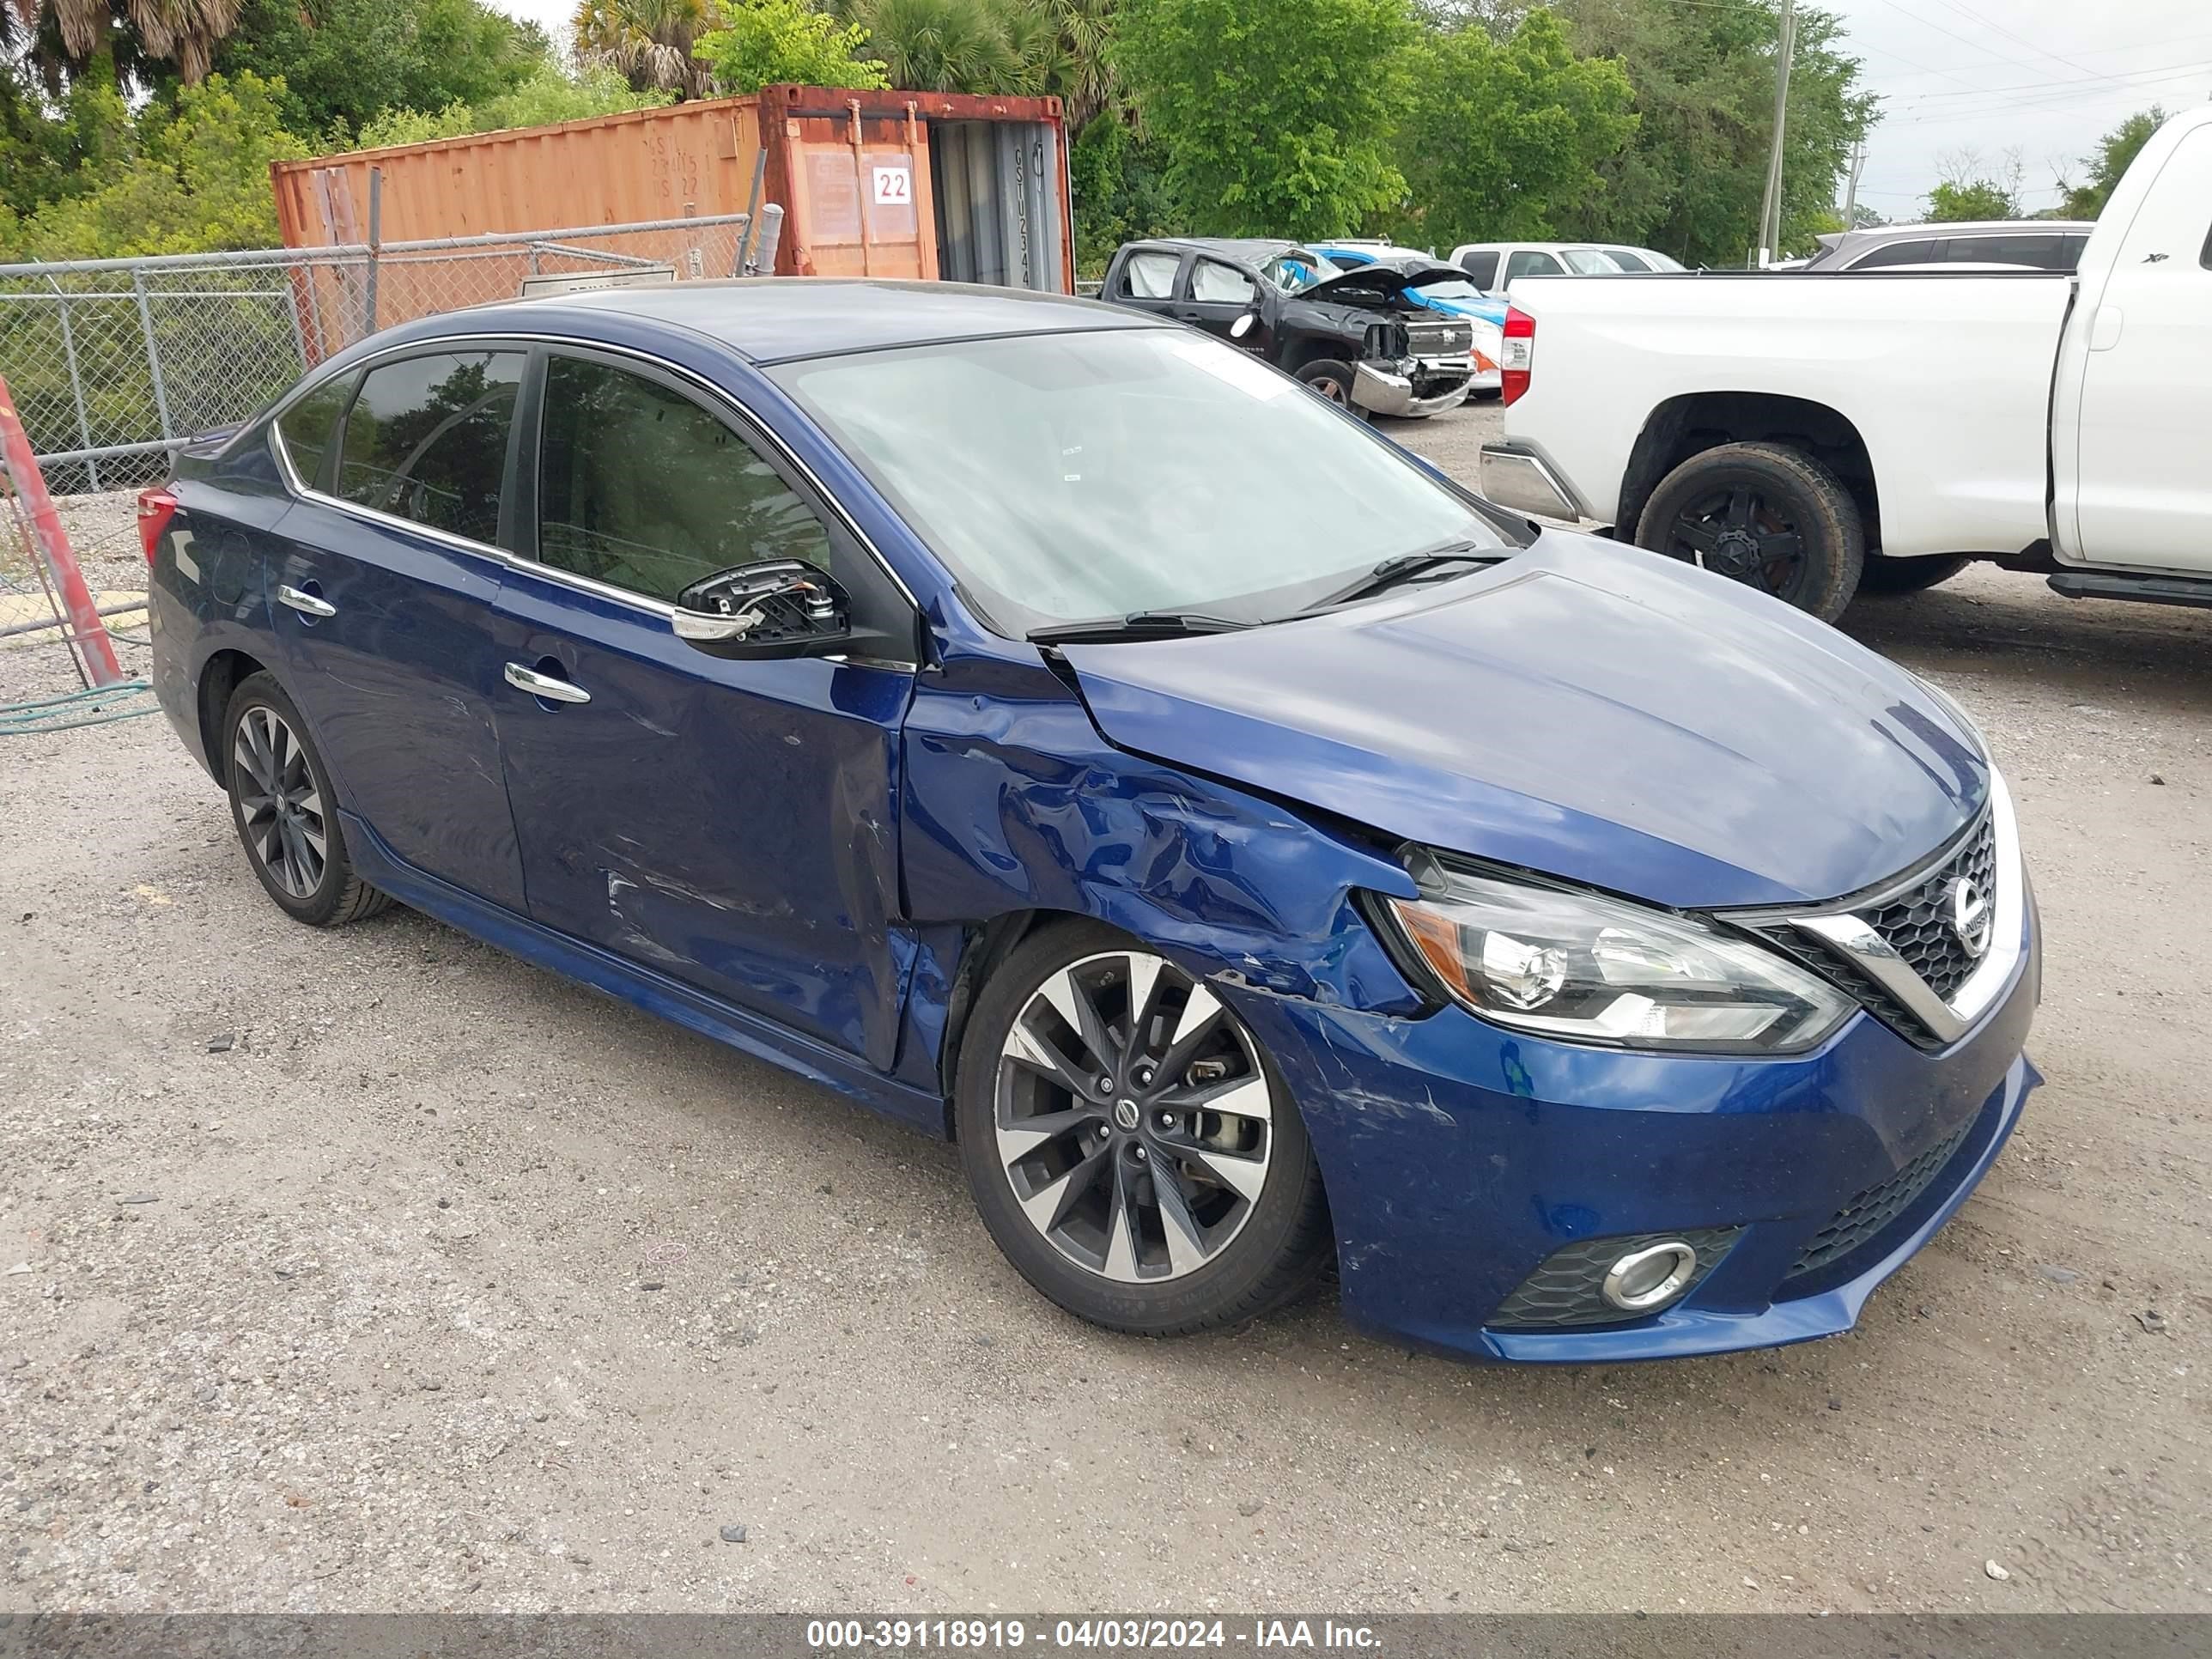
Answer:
[2,405,2207,1614]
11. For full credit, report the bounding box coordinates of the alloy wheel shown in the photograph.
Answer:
[232,705,327,900]
[994,950,1275,1284]
[1668,485,1810,603]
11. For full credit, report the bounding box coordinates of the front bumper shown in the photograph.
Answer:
[1353,358,1474,418]
[1220,896,2039,1364]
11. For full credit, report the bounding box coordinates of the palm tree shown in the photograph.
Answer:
[1041,0,1113,135]
[10,0,246,87]
[574,0,718,100]
[844,0,1060,97]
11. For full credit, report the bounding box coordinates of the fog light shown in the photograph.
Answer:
[1601,1240,1699,1311]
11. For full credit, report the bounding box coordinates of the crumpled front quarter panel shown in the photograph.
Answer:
[898,653,1423,1031]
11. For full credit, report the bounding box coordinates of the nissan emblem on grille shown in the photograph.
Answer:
[1948,875,1991,959]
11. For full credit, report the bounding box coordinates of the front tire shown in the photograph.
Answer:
[223,672,392,927]
[1296,358,1365,419]
[954,921,1332,1336]
[1635,441,1864,623]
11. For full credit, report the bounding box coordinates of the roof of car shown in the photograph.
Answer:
[1838,219,2095,240]
[380,277,1154,366]
[1133,237,1302,263]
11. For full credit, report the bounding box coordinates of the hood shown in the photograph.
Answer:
[1061,535,1989,909]
[1299,264,1467,306]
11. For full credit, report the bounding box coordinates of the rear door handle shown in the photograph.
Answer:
[503,661,591,705]
[276,583,336,618]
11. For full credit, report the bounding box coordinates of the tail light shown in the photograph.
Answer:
[1500,307,1534,405]
[137,487,178,564]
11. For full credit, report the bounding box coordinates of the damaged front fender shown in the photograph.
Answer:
[890,650,1426,1103]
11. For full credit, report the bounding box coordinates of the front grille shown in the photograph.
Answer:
[1406,319,1473,356]
[1785,1115,1975,1282]
[1488,1226,1741,1328]
[1859,814,1997,1000]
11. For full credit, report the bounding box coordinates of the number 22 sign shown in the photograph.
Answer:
[872,165,912,206]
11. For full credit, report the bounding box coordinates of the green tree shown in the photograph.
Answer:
[695,0,887,94]
[845,0,1062,96]
[353,62,670,146]
[1070,107,1180,273]
[1115,0,1413,240]
[5,70,305,258]
[2060,106,2163,219]
[198,0,550,143]
[1395,8,1634,248]
[1544,0,1874,266]
[1925,177,2014,222]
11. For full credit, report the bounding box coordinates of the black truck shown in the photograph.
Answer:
[1097,237,1475,418]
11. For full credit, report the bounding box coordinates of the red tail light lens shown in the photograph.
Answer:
[1500,307,1534,406]
[137,487,178,564]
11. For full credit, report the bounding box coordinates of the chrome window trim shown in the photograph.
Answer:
[1784,769,2025,1045]
[261,330,924,627]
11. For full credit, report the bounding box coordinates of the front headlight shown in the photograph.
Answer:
[1384,860,1854,1054]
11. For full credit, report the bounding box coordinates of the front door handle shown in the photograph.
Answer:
[277,583,336,618]
[503,660,591,705]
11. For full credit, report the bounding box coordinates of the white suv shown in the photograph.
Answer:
[1448,241,1684,295]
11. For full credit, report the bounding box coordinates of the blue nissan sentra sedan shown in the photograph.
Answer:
[142,280,2038,1364]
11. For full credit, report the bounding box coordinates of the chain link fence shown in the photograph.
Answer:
[0,208,782,496]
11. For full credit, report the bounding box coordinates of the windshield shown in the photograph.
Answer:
[1561,248,1626,274]
[769,328,1504,635]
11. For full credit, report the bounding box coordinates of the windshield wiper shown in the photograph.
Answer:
[1299,541,1495,614]
[1028,610,1249,647]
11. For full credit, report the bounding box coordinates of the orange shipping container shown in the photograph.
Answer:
[270,84,1073,293]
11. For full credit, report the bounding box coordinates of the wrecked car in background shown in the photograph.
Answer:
[1100,236,1475,416]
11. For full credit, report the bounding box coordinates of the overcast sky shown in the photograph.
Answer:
[488,0,2212,222]
[1822,0,2212,217]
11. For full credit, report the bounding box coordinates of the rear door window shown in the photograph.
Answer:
[1120,251,1182,300]
[337,349,523,545]
[1848,239,1938,269]
[1947,233,2067,269]
[276,375,355,490]
[1459,250,1500,289]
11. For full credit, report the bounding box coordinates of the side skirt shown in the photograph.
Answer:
[342,811,951,1139]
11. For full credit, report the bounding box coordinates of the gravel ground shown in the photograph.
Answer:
[2,407,2207,1614]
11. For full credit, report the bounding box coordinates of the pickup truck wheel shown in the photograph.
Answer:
[1857,555,1972,595]
[1635,441,1864,623]
[1297,360,1366,419]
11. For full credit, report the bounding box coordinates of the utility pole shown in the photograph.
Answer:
[1754,0,1797,266]
[1842,140,1866,226]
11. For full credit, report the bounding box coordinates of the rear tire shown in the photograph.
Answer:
[223,672,392,927]
[1856,554,1972,595]
[1635,441,1864,623]
[953,920,1332,1337]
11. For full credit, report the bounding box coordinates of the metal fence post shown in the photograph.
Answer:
[363,167,383,333]
[130,267,174,447]
[47,277,100,493]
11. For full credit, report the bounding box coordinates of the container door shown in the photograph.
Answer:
[782,111,935,280]
[927,120,1066,294]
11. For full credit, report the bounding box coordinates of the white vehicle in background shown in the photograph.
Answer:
[1476,106,2212,622]
[1449,241,1685,295]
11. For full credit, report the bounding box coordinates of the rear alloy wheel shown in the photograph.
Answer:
[224,672,392,927]
[1636,441,1864,622]
[955,922,1331,1335]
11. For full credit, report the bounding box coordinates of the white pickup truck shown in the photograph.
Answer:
[1478,106,2212,621]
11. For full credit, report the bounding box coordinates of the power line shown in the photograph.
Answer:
[1882,58,2212,105]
